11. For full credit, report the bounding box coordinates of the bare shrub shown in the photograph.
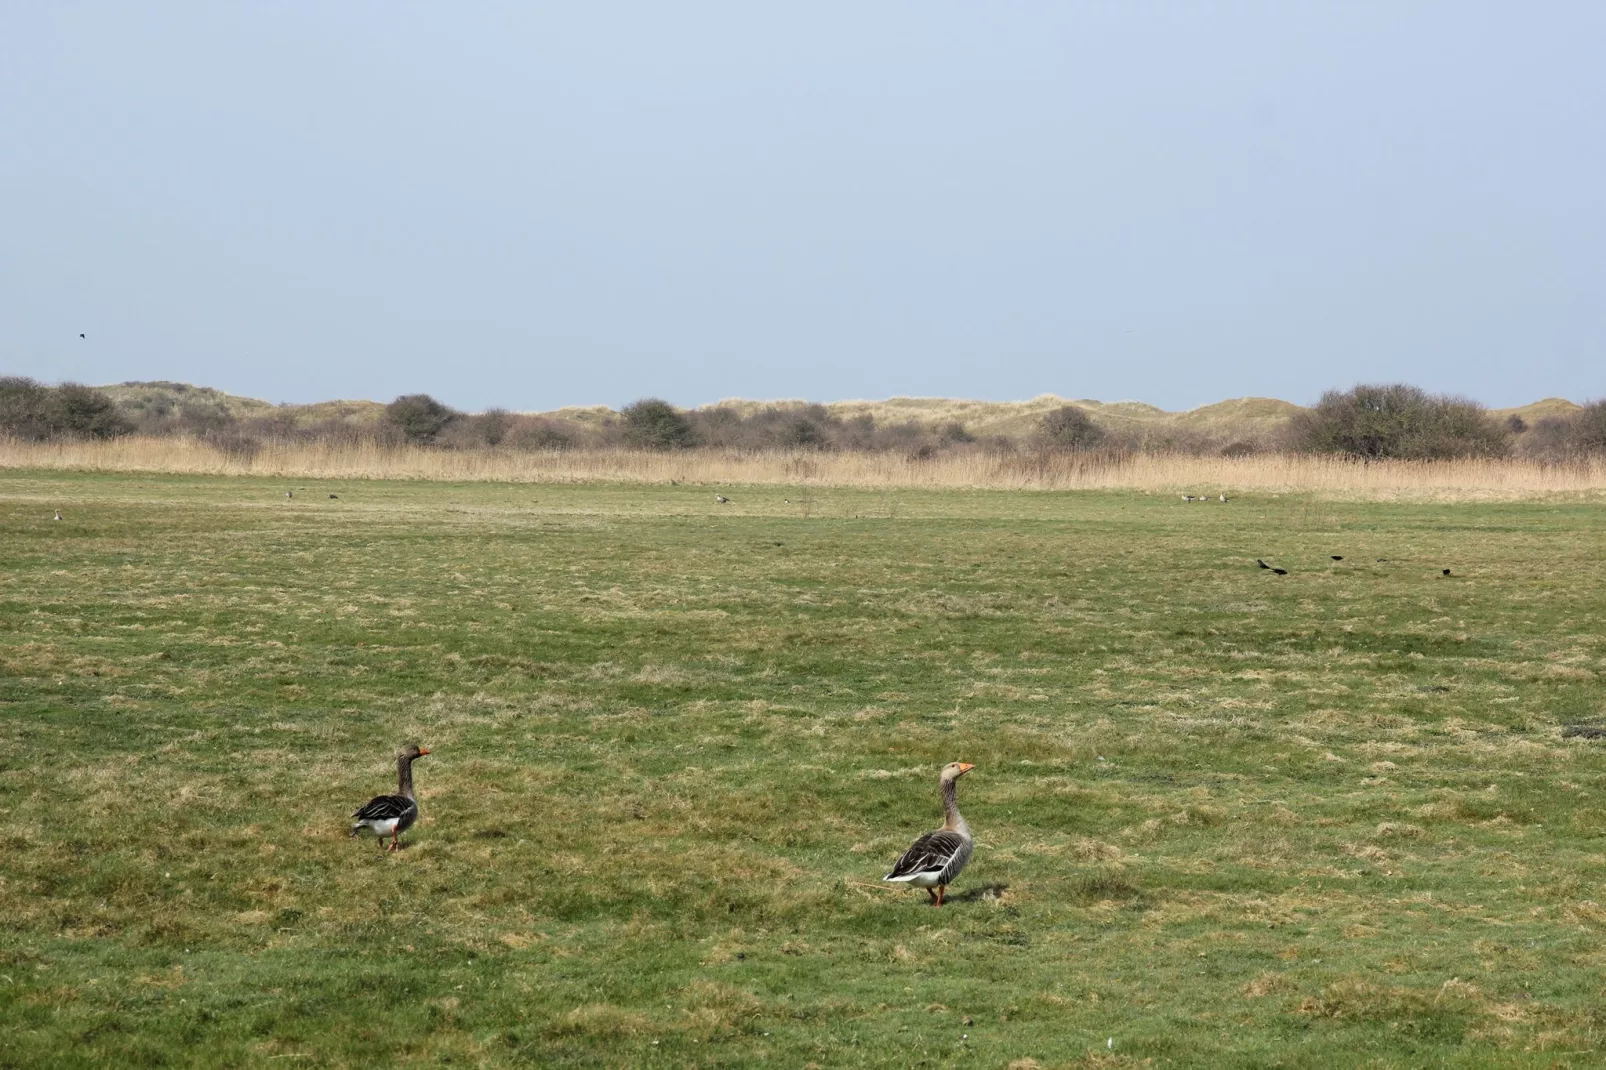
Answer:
[621,398,696,450]
[1110,424,1228,456]
[477,408,511,447]
[1520,416,1576,462]
[0,377,55,440]
[54,382,133,438]
[385,394,459,444]
[690,406,744,448]
[780,414,829,450]
[0,379,131,440]
[1521,402,1606,462]
[1037,405,1106,452]
[1570,401,1606,456]
[1290,384,1509,460]
[507,417,574,452]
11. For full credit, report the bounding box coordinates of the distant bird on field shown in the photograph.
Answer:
[1219,494,1230,502]
[1331,556,1343,561]
[1257,559,1288,575]
[884,762,976,906]
[328,494,339,500]
[714,494,731,504]
[351,743,430,852]
[285,491,293,499]
[1442,568,1452,576]
[1181,495,1196,502]
[54,510,63,521]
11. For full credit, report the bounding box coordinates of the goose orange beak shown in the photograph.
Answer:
[418,748,431,756]
[957,763,974,774]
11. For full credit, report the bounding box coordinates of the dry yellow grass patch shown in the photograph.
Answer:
[6,435,1606,498]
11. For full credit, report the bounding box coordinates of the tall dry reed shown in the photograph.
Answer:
[3,436,1604,499]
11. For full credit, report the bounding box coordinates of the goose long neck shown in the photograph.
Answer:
[396,756,417,800]
[941,777,970,837]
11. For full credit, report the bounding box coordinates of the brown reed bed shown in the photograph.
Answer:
[3,435,1604,499]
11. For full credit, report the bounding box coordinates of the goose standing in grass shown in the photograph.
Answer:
[351,743,430,851]
[884,762,975,906]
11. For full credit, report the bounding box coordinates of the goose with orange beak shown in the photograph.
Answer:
[351,743,430,851]
[884,762,975,905]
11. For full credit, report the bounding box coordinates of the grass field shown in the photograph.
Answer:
[3,471,1605,1067]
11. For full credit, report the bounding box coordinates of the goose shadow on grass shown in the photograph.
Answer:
[947,883,1010,904]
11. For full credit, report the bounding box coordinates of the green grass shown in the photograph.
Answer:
[3,472,1605,1068]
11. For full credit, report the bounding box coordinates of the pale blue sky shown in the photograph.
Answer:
[3,3,1602,412]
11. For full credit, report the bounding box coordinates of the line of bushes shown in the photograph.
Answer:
[0,377,133,440]
[4,377,1604,462]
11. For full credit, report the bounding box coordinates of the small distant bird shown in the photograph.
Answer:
[1257,559,1288,575]
[78,333,86,339]
[54,510,63,521]
[1181,495,1196,502]
[884,762,975,906]
[1219,494,1230,503]
[285,491,293,499]
[1331,556,1343,561]
[351,743,430,852]
[328,494,339,500]
[1442,568,1451,576]
[714,494,731,504]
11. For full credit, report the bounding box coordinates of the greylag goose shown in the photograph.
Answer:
[884,762,975,906]
[714,494,731,504]
[351,743,430,851]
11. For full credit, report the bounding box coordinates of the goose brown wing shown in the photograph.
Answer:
[353,794,415,822]
[886,829,968,880]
